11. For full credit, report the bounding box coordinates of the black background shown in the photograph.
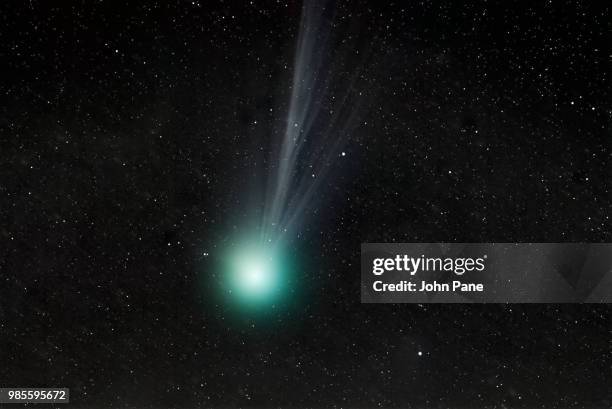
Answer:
[1,0,610,408]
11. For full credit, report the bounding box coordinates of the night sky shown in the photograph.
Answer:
[1,0,611,408]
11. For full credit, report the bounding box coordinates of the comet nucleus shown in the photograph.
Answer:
[223,241,289,307]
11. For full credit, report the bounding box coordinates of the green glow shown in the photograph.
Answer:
[222,240,290,307]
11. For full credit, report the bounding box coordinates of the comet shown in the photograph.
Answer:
[219,0,363,309]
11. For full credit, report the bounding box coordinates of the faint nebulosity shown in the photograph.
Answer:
[0,1,610,408]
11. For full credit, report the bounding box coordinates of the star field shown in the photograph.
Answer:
[0,1,610,408]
